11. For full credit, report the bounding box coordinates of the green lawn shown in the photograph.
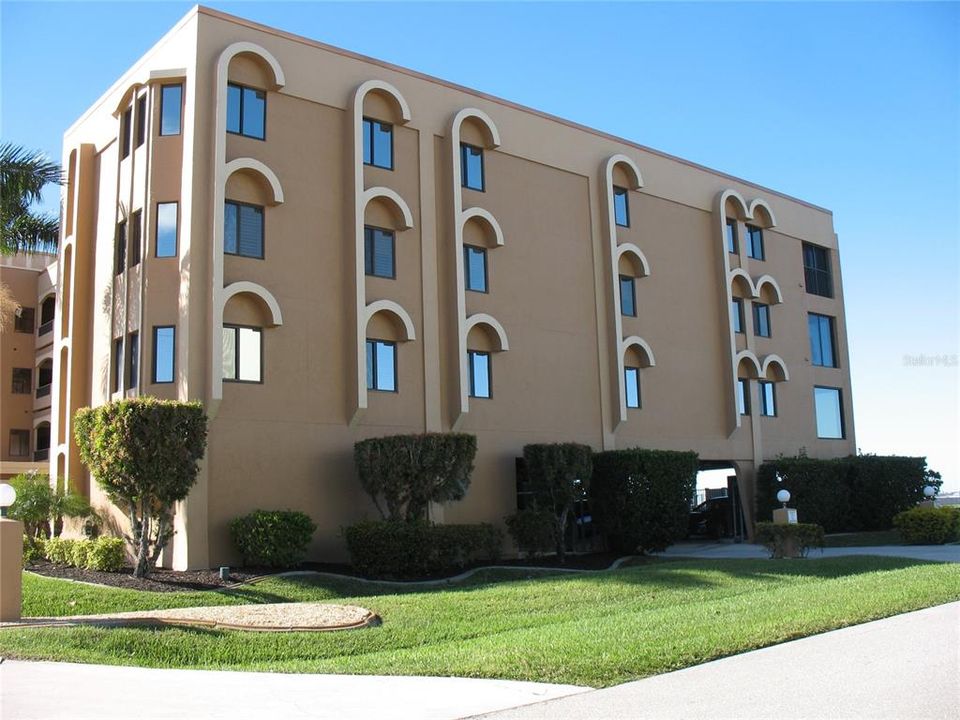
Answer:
[2,557,958,688]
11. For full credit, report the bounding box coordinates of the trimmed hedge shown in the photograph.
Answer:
[756,455,940,533]
[40,536,125,571]
[229,510,317,568]
[755,522,825,558]
[591,449,699,554]
[344,520,502,579]
[23,536,46,564]
[893,507,960,545]
[504,508,555,557]
[522,443,593,561]
[354,433,477,521]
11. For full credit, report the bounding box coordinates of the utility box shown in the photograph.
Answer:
[773,508,798,525]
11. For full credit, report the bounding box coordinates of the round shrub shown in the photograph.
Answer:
[229,510,317,568]
[87,537,126,572]
[22,536,45,565]
[893,507,960,545]
[69,540,90,569]
[45,537,75,565]
[755,522,825,558]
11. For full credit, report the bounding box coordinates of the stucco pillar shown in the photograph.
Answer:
[0,518,24,622]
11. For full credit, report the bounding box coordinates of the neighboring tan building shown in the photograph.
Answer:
[1,252,57,480]
[51,6,856,569]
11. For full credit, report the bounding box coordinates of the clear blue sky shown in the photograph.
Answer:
[2,2,957,491]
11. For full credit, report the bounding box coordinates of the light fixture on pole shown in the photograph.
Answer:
[0,483,15,518]
[776,489,791,509]
[923,486,937,499]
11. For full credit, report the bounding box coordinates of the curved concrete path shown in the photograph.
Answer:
[473,601,960,720]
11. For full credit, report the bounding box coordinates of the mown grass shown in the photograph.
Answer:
[2,557,958,687]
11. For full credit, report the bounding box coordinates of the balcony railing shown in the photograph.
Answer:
[36,384,51,399]
[34,449,49,462]
[38,319,54,336]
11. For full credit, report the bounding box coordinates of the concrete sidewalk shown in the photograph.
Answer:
[0,662,588,720]
[473,601,960,720]
[656,541,960,563]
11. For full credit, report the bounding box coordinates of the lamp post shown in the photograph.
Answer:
[0,482,23,622]
[922,485,937,508]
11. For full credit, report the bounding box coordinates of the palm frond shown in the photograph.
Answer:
[0,143,63,209]
[1,211,60,254]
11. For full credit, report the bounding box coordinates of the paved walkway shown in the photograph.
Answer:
[656,541,960,563]
[473,601,960,720]
[0,662,588,720]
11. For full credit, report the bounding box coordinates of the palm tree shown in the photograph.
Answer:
[0,142,62,255]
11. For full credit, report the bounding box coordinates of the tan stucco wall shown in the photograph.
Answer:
[52,6,857,568]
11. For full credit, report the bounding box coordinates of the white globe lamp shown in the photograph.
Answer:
[0,483,16,517]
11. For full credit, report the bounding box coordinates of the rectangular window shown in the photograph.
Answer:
[222,325,263,383]
[803,242,834,298]
[135,94,147,148]
[121,107,132,159]
[366,339,397,392]
[127,332,139,389]
[759,381,776,417]
[12,368,31,394]
[362,117,393,170]
[130,210,142,266]
[814,386,845,439]
[460,143,485,191]
[620,275,636,316]
[226,83,266,140]
[364,226,395,278]
[156,202,178,257]
[732,298,744,334]
[160,84,182,136]
[737,378,750,416]
[14,307,34,334]
[613,186,630,227]
[115,220,127,274]
[9,430,30,458]
[753,302,771,338]
[746,225,764,260]
[224,201,264,258]
[624,367,641,408]
[726,219,738,254]
[152,326,175,384]
[468,350,491,398]
[112,337,124,393]
[808,313,837,368]
[464,245,488,292]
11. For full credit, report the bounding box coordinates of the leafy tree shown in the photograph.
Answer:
[74,398,208,578]
[1,142,62,255]
[354,433,477,521]
[7,472,91,540]
[523,443,593,562]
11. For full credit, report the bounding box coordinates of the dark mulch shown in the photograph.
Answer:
[26,551,644,593]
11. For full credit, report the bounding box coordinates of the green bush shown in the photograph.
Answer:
[68,540,90,569]
[44,537,75,565]
[354,433,477,521]
[229,510,317,568]
[505,508,556,557]
[22,536,45,564]
[755,522,825,558]
[591,449,698,554]
[344,520,503,579]
[7,473,91,539]
[86,537,126,571]
[523,443,593,561]
[893,507,960,545]
[757,455,940,533]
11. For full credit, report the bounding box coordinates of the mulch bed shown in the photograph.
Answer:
[26,551,644,593]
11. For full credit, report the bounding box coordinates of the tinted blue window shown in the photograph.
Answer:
[746,225,764,260]
[224,201,263,258]
[113,338,124,393]
[153,326,175,383]
[753,303,771,337]
[364,227,395,278]
[814,387,844,438]
[366,340,397,392]
[469,351,491,398]
[226,83,265,140]
[226,84,242,134]
[156,202,178,257]
[464,245,487,292]
[760,381,776,416]
[737,379,750,415]
[613,187,629,227]
[726,220,737,253]
[363,118,393,169]
[160,84,182,136]
[732,299,744,333]
[808,313,836,367]
[461,143,484,190]
[624,367,640,408]
[620,275,636,316]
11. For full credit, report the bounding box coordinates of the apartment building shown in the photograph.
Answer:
[51,6,855,569]
[1,253,57,480]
